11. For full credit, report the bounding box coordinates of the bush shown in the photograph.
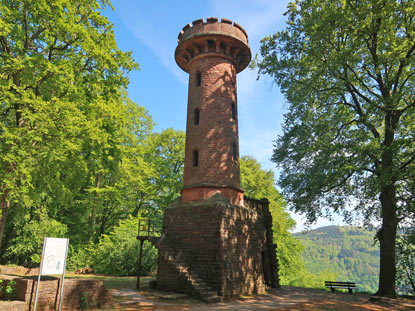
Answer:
[3,217,67,267]
[92,216,158,276]
[0,280,16,301]
[66,242,96,272]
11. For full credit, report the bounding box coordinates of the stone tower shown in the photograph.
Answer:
[154,18,279,302]
[175,17,251,206]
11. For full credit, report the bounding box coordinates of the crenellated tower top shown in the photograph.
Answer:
[175,17,251,73]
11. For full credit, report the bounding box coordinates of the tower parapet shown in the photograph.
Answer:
[175,18,251,74]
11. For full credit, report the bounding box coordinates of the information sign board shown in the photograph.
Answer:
[40,238,69,275]
[34,237,69,311]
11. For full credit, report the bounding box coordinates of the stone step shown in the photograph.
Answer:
[190,279,204,285]
[203,295,222,303]
[200,291,219,297]
[159,245,221,303]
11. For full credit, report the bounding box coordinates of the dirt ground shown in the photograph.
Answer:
[105,286,415,311]
[1,266,413,311]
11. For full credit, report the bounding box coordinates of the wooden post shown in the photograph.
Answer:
[136,239,144,289]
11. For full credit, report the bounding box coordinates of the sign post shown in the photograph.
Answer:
[33,237,69,311]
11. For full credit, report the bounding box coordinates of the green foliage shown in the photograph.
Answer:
[256,0,415,296]
[0,279,16,301]
[0,0,146,252]
[80,291,88,310]
[240,156,333,288]
[2,214,67,267]
[92,216,157,276]
[294,226,380,293]
[286,270,336,290]
[0,0,190,273]
[396,230,415,295]
[66,242,96,272]
[136,129,185,231]
[0,0,187,273]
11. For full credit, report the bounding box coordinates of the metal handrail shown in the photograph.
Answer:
[138,218,162,238]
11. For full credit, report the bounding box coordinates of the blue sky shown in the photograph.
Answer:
[103,0,343,231]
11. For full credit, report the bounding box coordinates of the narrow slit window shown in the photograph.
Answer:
[194,108,200,125]
[231,102,237,120]
[196,72,201,86]
[232,142,237,161]
[193,150,199,167]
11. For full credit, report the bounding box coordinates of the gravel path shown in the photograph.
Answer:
[105,286,415,311]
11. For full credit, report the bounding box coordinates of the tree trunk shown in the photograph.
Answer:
[375,184,398,298]
[89,173,100,241]
[406,267,415,294]
[0,191,10,253]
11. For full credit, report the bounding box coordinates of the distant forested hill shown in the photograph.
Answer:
[294,226,379,293]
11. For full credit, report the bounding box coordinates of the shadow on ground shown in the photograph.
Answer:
[97,284,415,311]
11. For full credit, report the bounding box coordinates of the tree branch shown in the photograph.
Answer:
[365,17,389,99]
[400,154,415,171]
[392,42,415,95]
[28,27,46,49]
[52,38,78,52]
[322,171,355,194]
[23,5,29,50]
[48,37,57,61]
[330,119,358,143]
[345,63,382,101]
[343,79,381,141]
[35,71,55,96]
[397,72,415,100]
[0,36,13,56]
[399,99,415,114]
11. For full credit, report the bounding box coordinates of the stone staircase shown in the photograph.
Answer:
[148,237,221,303]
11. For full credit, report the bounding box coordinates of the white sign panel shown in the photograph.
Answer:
[40,238,69,275]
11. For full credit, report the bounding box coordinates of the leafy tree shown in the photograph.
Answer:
[396,230,415,295]
[135,129,185,231]
[295,226,380,293]
[0,0,139,250]
[73,93,153,243]
[2,210,67,267]
[240,156,334,287]
[255,0,415,297]
[92,216,158,276]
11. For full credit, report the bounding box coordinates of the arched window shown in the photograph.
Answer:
[194,108,200,125]
[193,150,199,167]
[196,72,201,87]
[231,102,237,120]
[207,39,215,52]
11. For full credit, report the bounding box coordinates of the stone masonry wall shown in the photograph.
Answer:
[14,276,112,310]
[156,195,275,299]
[183,57,240,190]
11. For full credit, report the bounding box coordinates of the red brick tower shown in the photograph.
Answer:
[154,18,279,302]
[175,17,251,206]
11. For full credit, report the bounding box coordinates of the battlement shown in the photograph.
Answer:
[175,17,251,73]
[178,17,249,45]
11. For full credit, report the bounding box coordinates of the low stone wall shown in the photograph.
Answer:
[13,276,112,310]
[0,265,39,276]
[0,301,27,311]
